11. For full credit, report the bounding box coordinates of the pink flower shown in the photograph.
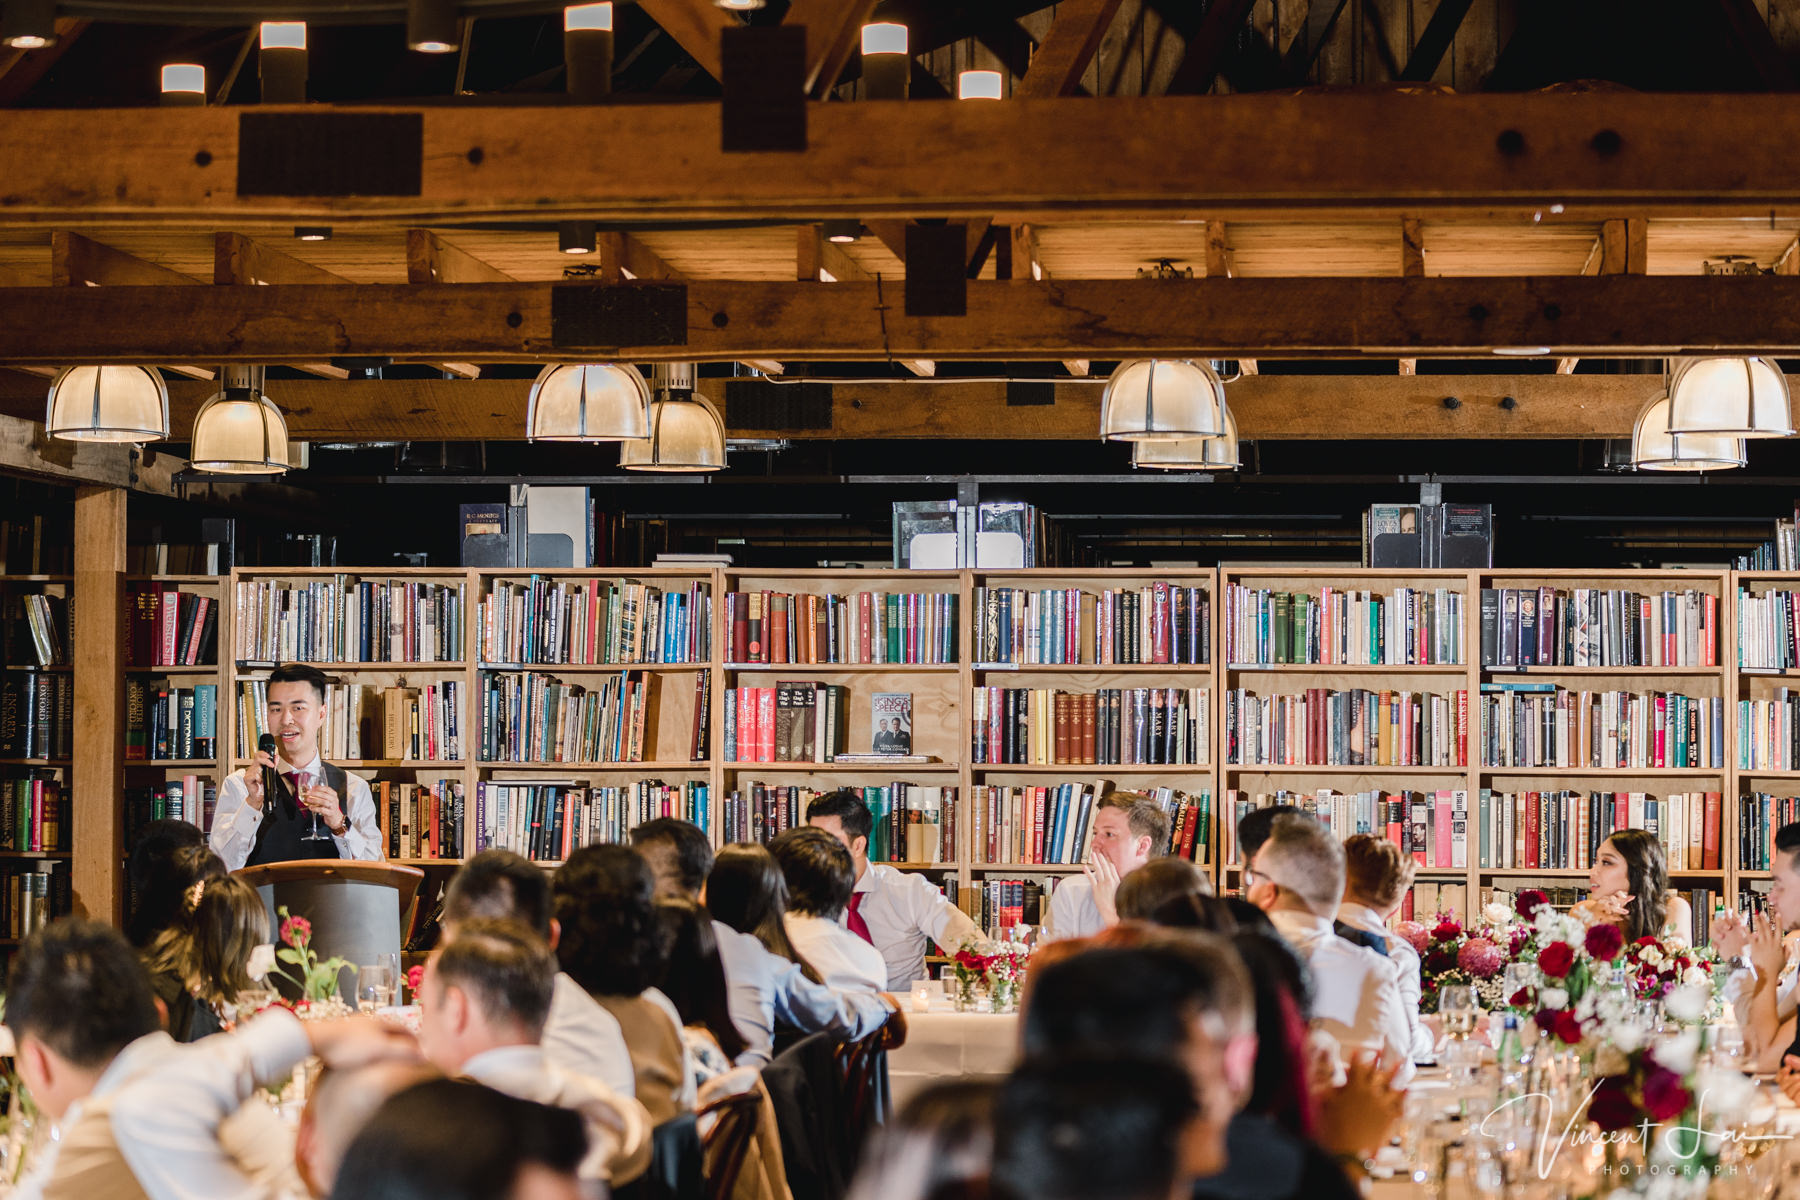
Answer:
[1457,937,1505,979]
[280,915,312,947]
[1584,924,1625,962]
[1509,927,1531,956]
[1537,941,1575,979]
[1394,920,1429,953]
[1515,889,1549,920]
[406,964,424,994]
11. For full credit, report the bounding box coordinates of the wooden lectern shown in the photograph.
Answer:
[235,860,426,1006]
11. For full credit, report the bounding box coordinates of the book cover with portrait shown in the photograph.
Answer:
[870,692,912,755]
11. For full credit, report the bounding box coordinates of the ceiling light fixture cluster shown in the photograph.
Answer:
[525,361,725,472]
[1102,359,1241,472]
[46,362,292,475]
[1627,356,1791,472]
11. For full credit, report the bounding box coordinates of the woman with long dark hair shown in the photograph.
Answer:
[656,898,749,1082]
[705,843,824,984]
[1574,828,1692,946]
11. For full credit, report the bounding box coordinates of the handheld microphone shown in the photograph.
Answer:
[257,733,293,819]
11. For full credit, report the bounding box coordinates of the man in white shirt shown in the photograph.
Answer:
[807,789,977,989]
[417,918,652,1187]
[772,826,888,993]
[1720,822,1800,1070]
[442,849,637,1098]
[1046,791,1169,942]
[1248,814,1414,1083]
[209,663,384,871]
[1337,834,1434,1064]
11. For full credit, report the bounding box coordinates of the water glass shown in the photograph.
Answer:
[1440,984,1481,1040]
[1502,961,1533,1006]
[357,963,396,1013]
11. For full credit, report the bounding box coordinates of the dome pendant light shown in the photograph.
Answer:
[1664,356,1794,438]
[619,363,726,472]
[526,363,651,441]
[1131,409,1240,470]
[45,365,169,443]
[1629,394,1745,472]
[190,366,291,474]
[1100,359,1228,442]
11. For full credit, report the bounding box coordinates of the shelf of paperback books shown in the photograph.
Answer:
[1,567,75,946]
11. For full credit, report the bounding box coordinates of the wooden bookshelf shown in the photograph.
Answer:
[0,565,77,940]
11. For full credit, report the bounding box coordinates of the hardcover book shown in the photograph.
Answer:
[870,692,912,755]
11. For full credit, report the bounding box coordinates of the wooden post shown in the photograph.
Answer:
[71,485,125,924]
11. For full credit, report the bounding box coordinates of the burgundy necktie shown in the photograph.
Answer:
[845,891,874,945]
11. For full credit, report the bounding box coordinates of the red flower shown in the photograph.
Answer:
[1515,889,1549,920]
[1426,948,1458,975]
[1532,1008,1559,1034]
[1508,987,1534,1008]
[1633,936,1658,948]
[1552,1009,1585,1045]
[1584,924,1625,962]
[1537,941,1576,979]
[1509,927,1531,956]
[406,964,424,994]
[1642,1066,1693,1123]
[1588,1076,1639,1131]
[1432,917,1463,942]
[280,914,312,947]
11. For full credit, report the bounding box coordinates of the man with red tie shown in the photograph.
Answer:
[209,663,385,870]
[806,789,977,991]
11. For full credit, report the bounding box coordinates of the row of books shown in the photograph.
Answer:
[1223,585,1464,666]
[956,877,1049,939]
[1736,588,1800,670]
[12,594,69,667]
[0,511,71,575]
[1398,879,1469,924]
[478,671,654,765]
[1740,793,1800,869]
[0,773,67,851]
[1476,685,1725,770]
[0,672,72,760]
[724,590,957,665]
[124,778,213,842]
[1223,788,1470,868]
[971,687,1209,766]
[127,585,217,668]
[1222,688,1467,768]
[725,781,955,863]
[1478,587,1719,668]
[235,679,465,763]
[973,583,1212,665]
[126,682,218,761]
[233,578,466,664]
[1737,692,1800,770]
[478,578,712,666]
[721,683,855,764]
[475,781,710,861]
[0,867,68,942]
[972,782,1210,866]
[721,781,809,844]
[1740,514,1800,571]
[1475,789,1722,871]
[380,779,466,860]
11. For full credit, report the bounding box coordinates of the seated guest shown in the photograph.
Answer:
[1237,806,1380,954]
[1048,792,1170,941]
[141,866,270,1042]
[845,1080,995,1200]
[443,849,635,1097]
[125,820,211,949]
[1337,835,1434,1063]
[554,844,694,1121]
[296,1061,442,1197]
[704,843,896,1069]
[993,1055,1201,1200]
[655,898,750,1087]
[771,827,888,994]
[1573,828,1694,948]
[807,790,977,991]
[631,817,714,903]
[329,1078,589,1200]
[1116,856,1214,922]
[1246,815,1413,1082]
[1719,824,1800,1071]
[416,918,651,1186]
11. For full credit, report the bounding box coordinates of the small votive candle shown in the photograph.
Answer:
[910,978,934,1012]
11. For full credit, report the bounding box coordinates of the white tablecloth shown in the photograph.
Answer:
[887,1009,1020,1107]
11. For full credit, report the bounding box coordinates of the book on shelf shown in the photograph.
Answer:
[974,781,1209,866]
[1223,583,1462,666]
[1738,509,1800,571]
[723,780,956,863]
[653,552,735,567]
[1364,502,1492,568]
[1401,880,1469,923]
[973,686,1209,766]
[1479,586,1717,668]
[829,753,937,765]
[0,672,72,760]
[125,681,218,761]
[958,877,1053,938]
[1475,789,1720,871]
[459,503,518,569]
[480,577,712,665]
[1,864,67,941]
[974,582,1211,666]
[0,509,72,575]
[126,584,217,667]
[379,779,465,859]
[1224,687,1465,768]
[1737,586,1800,669]
[233,577,465,664]
[1,772,67,851]
[1739,793,1800,869]
[478,671,647,765]
[124,776,213,840]
[14,594,70,667]
[1477,686,1723,769]
[724,589,957,665]
[478,780,709,861]
[1224,788,1465,869]
[723,682,849,764]
[871,692,912,755]
[236,679,463,763]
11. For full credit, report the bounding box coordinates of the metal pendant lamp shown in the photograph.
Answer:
[1665,356,1793,438]
[1630,394,1745,472]
[190,366,291,474]
[526,362,651,441]
[619,363,726,473]
[1131,408,1240,470]
[1100,359,1228,441]
[45,365,169,443]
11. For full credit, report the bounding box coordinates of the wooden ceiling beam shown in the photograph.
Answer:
[599,231,681,284]
[0,373,1696,442]
[1554,236,1607,374]
[1015,0,1123,98]
[824,222,934,377]
[0,18,88,107]
[19,96,1800,225]
[1398,217,1424,374]
[49,232,211,381]
[406,229,515,285]
[1556,218,1646,376]
[784,0,880,97]
[636,0,735,82]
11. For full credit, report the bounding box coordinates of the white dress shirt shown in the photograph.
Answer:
[783,912,887,994]
[1269,908,1415,1084]
[462,1043,652,1185]
[1337,901,1434,1063]
[1046,875,1105,941]
[711,920,892,1069]
[852,863,978,991]
[208,751,384,871]
[542,972,637,1100]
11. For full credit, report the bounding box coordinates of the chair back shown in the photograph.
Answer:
[614,1111,705,1200]
[833,1013,901,1145]
[699,1090,763,1200]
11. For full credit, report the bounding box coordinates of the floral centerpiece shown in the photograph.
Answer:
[267,908,353,1018]
[1397,910,1510,1012]
[951,935,1031,1012]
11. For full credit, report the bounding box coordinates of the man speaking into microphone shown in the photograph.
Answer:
[209,663,386,870]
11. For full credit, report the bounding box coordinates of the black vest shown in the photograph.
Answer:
[245,761,348,867]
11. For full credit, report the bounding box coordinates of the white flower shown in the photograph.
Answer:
[1641,946,1665,967]
[1540,986,1569,1010]
[247,943,277,980]
[1665,984,1709,1024]
[1484,903,1512,925]
[1656,1027,1701,1075]
[1607,1021,1646,1054]
[1682,965,1710,987]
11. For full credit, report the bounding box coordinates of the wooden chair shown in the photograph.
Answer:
[833,1010,905,1144]
[698,1090,764,1200]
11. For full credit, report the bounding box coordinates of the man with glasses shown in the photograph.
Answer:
[1719,822,1800,1072]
